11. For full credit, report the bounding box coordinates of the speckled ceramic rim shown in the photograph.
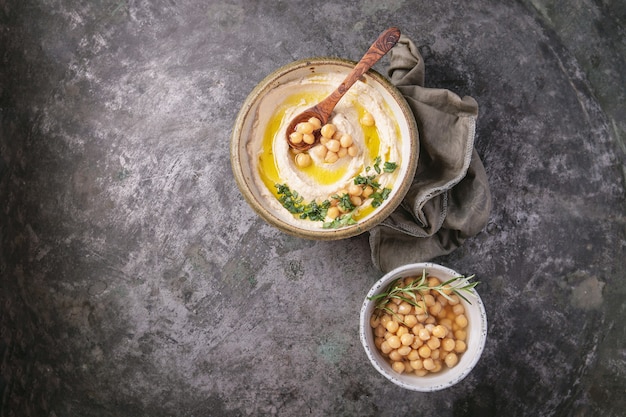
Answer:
[359,262,488,392]
[230,57,419,240]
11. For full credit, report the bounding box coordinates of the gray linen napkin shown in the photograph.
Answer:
[369,35,492,272]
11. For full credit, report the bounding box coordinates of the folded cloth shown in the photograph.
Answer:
[369,35,492,272]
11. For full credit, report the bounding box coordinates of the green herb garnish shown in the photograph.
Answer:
[323,213,357,229]
[373,156,382,174]
[274,156,398,228]
[276,184,330,220]
[370,187,392,208]
[333,192,356,212]
[354,174,380,189]
[368,269,479,318]
[383,161,398,173]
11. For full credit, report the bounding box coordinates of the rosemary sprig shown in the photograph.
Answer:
[368,269,479,317]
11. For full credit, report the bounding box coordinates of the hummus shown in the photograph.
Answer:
[247,72,403,228]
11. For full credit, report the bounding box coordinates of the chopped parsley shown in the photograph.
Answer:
[371,187,392,208]
[274,156,398,229]
[323,213,357,229]
[275,184,330,221]
[383,161,398,173]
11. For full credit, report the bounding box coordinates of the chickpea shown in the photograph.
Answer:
[374,337,384,350]
[455,314,468,329]
[320,123,336,138]
[324,151,339,164]
[312,144,327,159]
[289,131,303,144]
[432,325,448,339]
[439,318,453,331]
[417,328,430,341]
[416,313,429,323]
[397,302,412,315]
[380,314,391,327]
[454,329,467,341]
[429,302,443,316]
[422,358,435,371]
[362,185,374,198]
[385,320,399,334]
[404,315,418,328]
[455,340,467,353]
[428,277,441,287]
[396,326,408,338]
[418,345,431,359]
[386,302,398,314]
[296,121,314,134]
[437,295,448,307]
[350,195,362,206]
[453,304,465,316]
[432,360,443,373]
[410,338,424,349]
[380,340,392,354]
[348,184,363,196]
[444,352,459,368]
[400,333,414,346]
[423,294,436,307]
[407,349,420,361]
[374,324,386,338]
[414,301,427,316]
[361,111,375,126]
[427,336,441,350]
[397,345,412,356]
[326,206,340,220]
[441,338,456,352]
[308,117,322,130]
[389,350,403,362]
[392,361,406,374]
[348,145,359,157]
[369,316,380,328]
[410,359,423,370]
[431,348,441,360]
[415,369,429,377]
[325,139,340,153]
[387,335,402,349]
[447,294,460,305]
[302,133,315,144]
[340,134,353,148]
[337,147,348,158]
[294,153,312,168]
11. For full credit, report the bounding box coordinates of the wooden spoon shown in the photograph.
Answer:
[286,27,401,151]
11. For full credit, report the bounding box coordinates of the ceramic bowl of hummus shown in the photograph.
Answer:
[231,57,418,240]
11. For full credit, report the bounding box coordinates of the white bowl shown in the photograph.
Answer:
[359,262,488,391]
[230,58,419,240]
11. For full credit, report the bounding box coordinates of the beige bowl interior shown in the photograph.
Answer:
[231,58,418,240]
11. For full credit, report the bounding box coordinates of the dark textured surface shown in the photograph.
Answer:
[1,1,625,416]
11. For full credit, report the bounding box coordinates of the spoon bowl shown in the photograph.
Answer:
[286,27,401,151]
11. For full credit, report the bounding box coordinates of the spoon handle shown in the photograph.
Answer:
[315,27,401,116]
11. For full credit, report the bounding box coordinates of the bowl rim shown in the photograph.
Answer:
[230,57,419,240]
[359,262,488,391]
